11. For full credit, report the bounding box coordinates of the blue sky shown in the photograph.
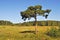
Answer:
[0,0,60,23]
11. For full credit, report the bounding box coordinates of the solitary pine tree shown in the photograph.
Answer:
[20,5,51,34]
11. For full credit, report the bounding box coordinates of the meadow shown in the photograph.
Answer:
[0,25,60,40]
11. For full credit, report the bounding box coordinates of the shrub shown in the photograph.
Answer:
[46,27,60,37]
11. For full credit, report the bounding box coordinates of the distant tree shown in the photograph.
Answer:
[47,21,52,26]
[20,5,51,34]
[52,21,58,26]
[0,20,13,25]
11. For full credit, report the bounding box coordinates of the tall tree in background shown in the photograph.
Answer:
[20,5,51,34]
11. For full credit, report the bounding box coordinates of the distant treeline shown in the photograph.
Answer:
[15,21,60,26]
[0,20,13,25]
[0,20,60,26]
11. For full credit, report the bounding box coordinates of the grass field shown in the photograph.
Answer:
[0,25,60,40]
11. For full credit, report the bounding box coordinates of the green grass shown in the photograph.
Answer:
[0,25,60,40]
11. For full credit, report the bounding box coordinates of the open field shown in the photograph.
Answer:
[0,26,60,40]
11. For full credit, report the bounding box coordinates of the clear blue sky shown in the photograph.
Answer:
[0,0,60,23]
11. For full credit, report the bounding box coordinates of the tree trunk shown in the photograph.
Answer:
[35,15,37,35]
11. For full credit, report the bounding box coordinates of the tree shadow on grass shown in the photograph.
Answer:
[19,30,35,34]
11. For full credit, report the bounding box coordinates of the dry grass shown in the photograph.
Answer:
[0,25,59,40]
